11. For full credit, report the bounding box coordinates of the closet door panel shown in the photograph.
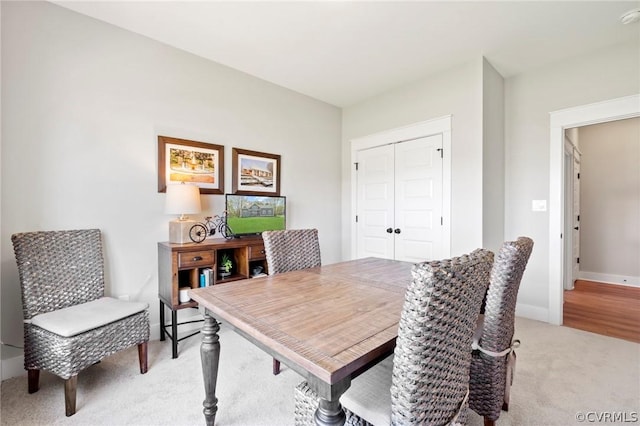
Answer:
[356,144,395,260]
[394,135,443,262]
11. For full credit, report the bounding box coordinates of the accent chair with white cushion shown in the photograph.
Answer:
[11,229,150,416]
[469,237,534,426]
[294,248,494,425]
[262,228,321,375]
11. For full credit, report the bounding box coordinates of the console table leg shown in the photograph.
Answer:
[314,398,346,426]
[171,310,178,359]
[159,302,166,341]
[201,313,220,426]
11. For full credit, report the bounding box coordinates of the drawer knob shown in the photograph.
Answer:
[193,256,203,261]
[261,250,265,254]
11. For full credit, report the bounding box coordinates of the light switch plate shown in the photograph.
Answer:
[532,200,547,212]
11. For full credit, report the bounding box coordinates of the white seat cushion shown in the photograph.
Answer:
[340,354,394,426]
[30,297,148,337]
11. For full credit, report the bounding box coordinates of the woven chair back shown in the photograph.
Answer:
[390,248,494,425]
[12,229,105,320]
[262,229,321,274]
[480,237,534,353]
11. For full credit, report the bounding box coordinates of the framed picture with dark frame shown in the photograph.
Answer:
[232,148,281,196]
[157,135,225,194]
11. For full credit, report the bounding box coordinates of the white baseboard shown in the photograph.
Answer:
[1,353,25,381]
[578,271,639,288]
[1,320,166,381]
[515,302,549,323]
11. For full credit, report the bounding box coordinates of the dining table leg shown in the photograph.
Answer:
[309,376,350,426]
[315,398,346,426]
[200,313,220,426]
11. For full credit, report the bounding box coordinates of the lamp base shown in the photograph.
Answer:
[169,219,197,244]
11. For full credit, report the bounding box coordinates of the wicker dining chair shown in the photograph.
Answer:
[469,237,534,426]
[11,229,150,417]
[262,228,321,375]
[294,248,494,426]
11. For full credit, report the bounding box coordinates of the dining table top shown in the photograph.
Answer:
[189,257,414,385]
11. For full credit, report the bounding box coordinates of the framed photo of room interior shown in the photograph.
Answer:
[157,136,225,194]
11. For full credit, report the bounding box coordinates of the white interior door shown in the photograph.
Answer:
[394,135,443,262]
[355,135,443,261]
[355,144,395,259]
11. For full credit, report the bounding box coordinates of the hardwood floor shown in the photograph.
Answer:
[563,280,640,343]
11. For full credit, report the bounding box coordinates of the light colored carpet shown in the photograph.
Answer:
[1,317,638,425]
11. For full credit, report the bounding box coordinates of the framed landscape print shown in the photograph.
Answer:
[232,148,281,196]
[158,136,225,194]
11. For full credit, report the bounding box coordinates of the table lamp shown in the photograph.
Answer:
[165,182,201,244]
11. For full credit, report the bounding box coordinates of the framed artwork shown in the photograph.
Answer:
[232,148,281,196]
[158,136,225,194]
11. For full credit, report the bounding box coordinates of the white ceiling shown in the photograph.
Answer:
[53,1,640,107]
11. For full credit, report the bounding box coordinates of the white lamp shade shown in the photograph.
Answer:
[165,183,201,216]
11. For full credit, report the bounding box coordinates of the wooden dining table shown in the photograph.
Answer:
[189,257,414,426]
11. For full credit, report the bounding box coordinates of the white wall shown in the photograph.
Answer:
[482,58,505,253]
[1,2,342,362]
[341,58,484,258]
[342,40,639,322]
[505,41,640,319]
[578,117,640,284]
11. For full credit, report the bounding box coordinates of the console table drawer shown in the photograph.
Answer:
[159,236,266,359]
[248,244,266,260]
[178,250,215,269]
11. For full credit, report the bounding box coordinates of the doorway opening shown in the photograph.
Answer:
[548,94,640,325]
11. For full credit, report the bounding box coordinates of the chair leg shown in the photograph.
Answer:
[273,358,281,375]
[503,350,515,412]
[484,418,495,426]
[64,375,78,416]
[503,367,512,412]
[138,342,148,374]
[27,369,40,394]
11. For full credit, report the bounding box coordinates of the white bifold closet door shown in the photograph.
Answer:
[355,134,443,263]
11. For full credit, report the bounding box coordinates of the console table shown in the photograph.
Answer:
[157,236,267,358]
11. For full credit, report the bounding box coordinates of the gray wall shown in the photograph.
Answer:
[1,2,342,360]
[579,117,640,282]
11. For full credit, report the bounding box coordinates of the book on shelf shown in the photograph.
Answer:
[200,268,214,286]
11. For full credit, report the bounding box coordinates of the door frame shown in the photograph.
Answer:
[563,137,581,291]
[548,94,640,325]
[350,115,452,259]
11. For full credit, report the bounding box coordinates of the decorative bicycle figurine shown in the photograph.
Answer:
[189,212,234,243]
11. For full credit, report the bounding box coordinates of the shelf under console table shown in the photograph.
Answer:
[157,236,267,358]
